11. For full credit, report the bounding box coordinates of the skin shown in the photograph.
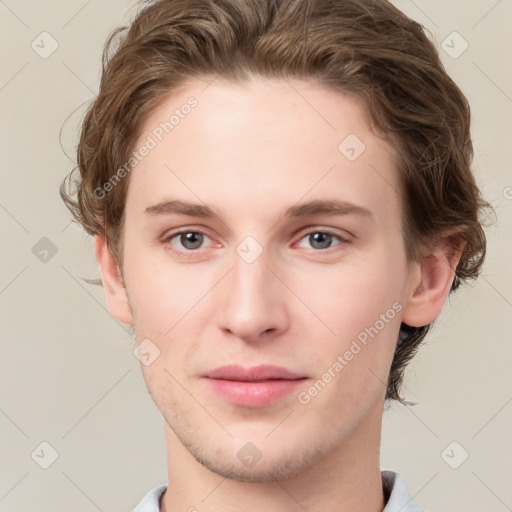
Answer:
[95,77,463,512]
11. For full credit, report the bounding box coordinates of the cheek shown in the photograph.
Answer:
[294,254,405,337]
[123,247,198,324]
[289,252,404,398]
[124,229,407,345]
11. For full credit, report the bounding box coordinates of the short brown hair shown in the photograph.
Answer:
[60,0,493,404]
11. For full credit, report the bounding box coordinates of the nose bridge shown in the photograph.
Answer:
[229,241,274,309]
[216,238,288,340]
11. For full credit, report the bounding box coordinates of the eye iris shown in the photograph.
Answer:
[181,232,203,249]
[310,232,332,249]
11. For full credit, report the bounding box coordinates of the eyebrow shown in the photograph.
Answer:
[144,198,373,220]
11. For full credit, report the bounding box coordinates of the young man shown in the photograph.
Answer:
[60,0,490,510]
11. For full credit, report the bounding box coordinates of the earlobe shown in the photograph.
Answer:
[94,235,134,326]
[401,230,466,328]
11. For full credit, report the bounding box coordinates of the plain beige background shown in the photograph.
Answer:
[0,1,511,511]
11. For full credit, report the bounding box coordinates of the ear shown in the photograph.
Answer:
[94,235,134,325]
[401,229,466,328]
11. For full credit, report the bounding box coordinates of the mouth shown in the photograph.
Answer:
[201,365,308,407]
[202,364,305,381]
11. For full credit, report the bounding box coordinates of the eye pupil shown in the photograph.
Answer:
[181,232,203,249]
[310,232,332,249]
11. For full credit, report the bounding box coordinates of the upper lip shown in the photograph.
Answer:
[202,365,305,381]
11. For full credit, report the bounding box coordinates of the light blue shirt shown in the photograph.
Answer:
[131,470,425,511]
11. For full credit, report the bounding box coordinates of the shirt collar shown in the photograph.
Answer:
[132,470,425,512]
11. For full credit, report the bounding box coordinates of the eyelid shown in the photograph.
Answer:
[162,224,212,238]
[293,225,352,243]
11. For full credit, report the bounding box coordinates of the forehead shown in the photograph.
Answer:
[126,77,402,224]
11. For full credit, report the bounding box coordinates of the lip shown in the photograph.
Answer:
[202,364,304,381]
[202,365,307,408]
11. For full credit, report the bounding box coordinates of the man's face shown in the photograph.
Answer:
[119,77,417,481]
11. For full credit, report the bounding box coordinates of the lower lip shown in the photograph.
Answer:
[203,378,306,407]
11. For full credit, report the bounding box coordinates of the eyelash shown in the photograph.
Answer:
[162,228,350,258]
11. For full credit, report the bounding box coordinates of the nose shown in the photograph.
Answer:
[215,245,289,344]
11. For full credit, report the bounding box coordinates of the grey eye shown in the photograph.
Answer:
[297,231,343,250]
[176,231,205,250]
[308,232,334,249]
